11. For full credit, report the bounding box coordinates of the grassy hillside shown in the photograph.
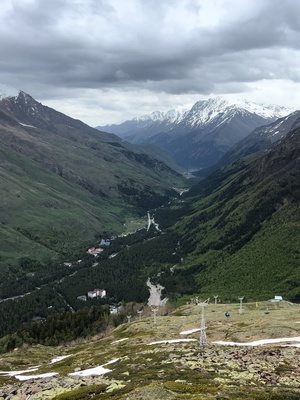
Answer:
[162,124,300,302]
[0,93,186,268]
[0,301,300,399]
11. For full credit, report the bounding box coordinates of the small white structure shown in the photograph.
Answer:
[274,295,283,301]
[271,295,283,302]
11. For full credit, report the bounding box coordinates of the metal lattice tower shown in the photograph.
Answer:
[199,302,208,347]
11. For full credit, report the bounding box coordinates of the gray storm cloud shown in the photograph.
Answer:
[0,0,300,124]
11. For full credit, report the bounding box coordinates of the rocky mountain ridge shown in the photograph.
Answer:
[97,96,294,169]
[200,110,300,174]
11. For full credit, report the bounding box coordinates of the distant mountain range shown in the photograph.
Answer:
[0,87,185,267]
[97,97,294,169]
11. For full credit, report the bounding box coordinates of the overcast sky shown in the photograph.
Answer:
[1,0,300,126]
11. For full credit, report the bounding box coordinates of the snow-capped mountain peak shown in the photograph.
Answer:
[184,96,294,126]
[96,96,297,169]
[135,97,291,130]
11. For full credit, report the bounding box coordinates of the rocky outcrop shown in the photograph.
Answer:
[0,376,124,399]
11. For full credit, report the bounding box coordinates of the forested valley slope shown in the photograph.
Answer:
[0,113,299,354]
[0,90,186,271]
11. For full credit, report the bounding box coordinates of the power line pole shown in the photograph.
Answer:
[137,310,143,320]
[151,307,158,325]
[238,297,244,315]
[214,295,218,305]
[199,302,208,347]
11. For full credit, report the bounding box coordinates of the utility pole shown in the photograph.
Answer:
[238,297,244,315]
[214,295,218,305]
[137,310,143,320]
[199,302,208,347]
[127,315,131,323]
[151,307,158,325]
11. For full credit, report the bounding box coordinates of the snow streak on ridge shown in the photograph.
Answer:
[117,96,294,128]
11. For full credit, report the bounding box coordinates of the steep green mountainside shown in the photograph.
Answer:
[164,123,300,301]
[193,111,300,180]
[214,111,300,169]
[0,92,186,268]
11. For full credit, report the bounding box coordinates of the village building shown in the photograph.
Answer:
[87,247,104,256]
[63,262,72,267]
[100,239,111,246]
[271,295,283,302]
[87,288,106,299]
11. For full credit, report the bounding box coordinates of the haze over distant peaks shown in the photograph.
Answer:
[97,96,295,169]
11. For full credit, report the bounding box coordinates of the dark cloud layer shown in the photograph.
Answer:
[1,0,300,124]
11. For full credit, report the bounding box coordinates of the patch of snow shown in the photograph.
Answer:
[19,122,36,128]
[148,339,197,345]
[69,365,111,377]
[15,372,58,381]
[50,355,71,364]
[111,338,128,344]
[180,328,201,335]
[105,358,120,365]
[0,367,39,377]
[69,358,119,377]
[213,336,300,347]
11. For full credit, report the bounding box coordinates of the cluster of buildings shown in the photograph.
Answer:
[86,239,111,257]
[77,288,106,302]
